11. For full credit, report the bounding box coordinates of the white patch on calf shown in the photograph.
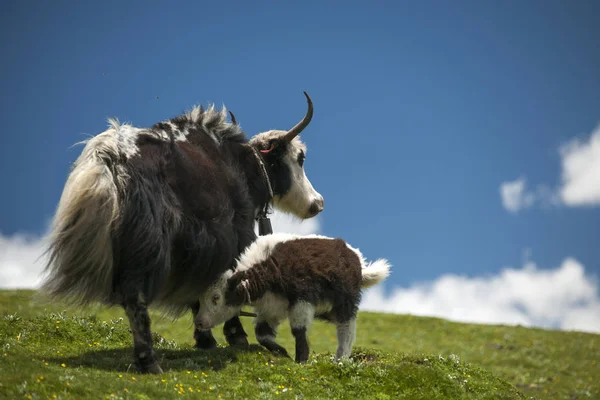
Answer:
[335,318,357,359]
[344,242,367,269]
[235,233,336,271]
[253,292,289,322]
[289,301,315,329]
[314,300,334,317]
[195,271,241,329]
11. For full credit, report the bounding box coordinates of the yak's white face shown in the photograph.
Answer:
[195,273,241,330]
[250,131,324,220]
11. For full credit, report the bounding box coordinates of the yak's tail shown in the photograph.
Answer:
[360,258,391,289]
[40,123,122,305]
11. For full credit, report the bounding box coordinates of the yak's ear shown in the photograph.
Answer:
[259,142,275,154]
[226,272,249,305]
[259,138,286,156]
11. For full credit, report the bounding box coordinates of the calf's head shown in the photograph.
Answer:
[195,271,247,330]
[249,92,324,219]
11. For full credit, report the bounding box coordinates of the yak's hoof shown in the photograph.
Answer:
[195,337,218,350]
[138,362,163,374]
[146,362,164,374]
[194,331,218,350]
[227,334,249,347]
[272,349,291,359]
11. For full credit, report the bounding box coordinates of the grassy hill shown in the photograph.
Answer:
[0,290,597,399]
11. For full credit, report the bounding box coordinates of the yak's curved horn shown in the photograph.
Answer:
[229,110,238,125]
[282,91,313,142]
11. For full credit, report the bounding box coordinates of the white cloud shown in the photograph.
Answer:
[0,210,320,290]
[559,124,600,206]
[500,177,535,213]
[0,233,48,289]
[361,257,600,334]
[500,123,600,211]
[6,218,599,335]
[499,178,560,213]
[256,209,321,236]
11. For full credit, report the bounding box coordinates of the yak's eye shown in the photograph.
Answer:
[212,294,220,304]
[297,151,305,167]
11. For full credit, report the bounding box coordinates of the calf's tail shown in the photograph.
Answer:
[360,259,391,289]
[40,124,122,305]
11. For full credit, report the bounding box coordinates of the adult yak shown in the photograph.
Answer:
[41,92,324,373]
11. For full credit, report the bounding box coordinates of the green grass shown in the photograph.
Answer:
[0,290,597,399]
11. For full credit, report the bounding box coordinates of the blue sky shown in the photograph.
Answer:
[1,1,600,331]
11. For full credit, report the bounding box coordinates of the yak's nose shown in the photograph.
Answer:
[307,195,324,217]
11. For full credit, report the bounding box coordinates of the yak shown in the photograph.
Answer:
[41,92,324,373]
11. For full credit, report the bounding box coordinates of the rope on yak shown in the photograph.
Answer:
[251,147,274,236]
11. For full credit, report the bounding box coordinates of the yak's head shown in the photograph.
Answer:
[249,92,324,220]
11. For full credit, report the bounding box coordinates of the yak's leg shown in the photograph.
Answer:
[255,319,289,357]
[224,316,249,347]
[335,317,357,360]
[223,217,254,348]
[289,302,314,363]
[190,301,217,349]
[123,295,163,374]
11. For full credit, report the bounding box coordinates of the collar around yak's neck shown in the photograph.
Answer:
[250,146,273,236]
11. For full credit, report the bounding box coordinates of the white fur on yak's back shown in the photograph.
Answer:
[41,125,122,305]
[184,104,242,144]
[41,105,243,306]
[108,105,243,152]
[360,259,391,288]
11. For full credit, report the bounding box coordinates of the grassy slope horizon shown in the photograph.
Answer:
[1,289,598,399]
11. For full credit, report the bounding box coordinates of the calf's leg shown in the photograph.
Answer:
[291,326,309,363]
[190,301,217,349]
[289,302,315,363]
[335,317,357,360]
[123,295,163,374]
[255,319,289,357]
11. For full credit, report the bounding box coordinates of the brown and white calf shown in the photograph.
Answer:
[195,233,391,363]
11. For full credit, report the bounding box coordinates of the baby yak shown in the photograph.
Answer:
[195,233,391,362]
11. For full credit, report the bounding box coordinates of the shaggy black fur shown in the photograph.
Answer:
[44,100,318,374]
[112,114,301,371]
